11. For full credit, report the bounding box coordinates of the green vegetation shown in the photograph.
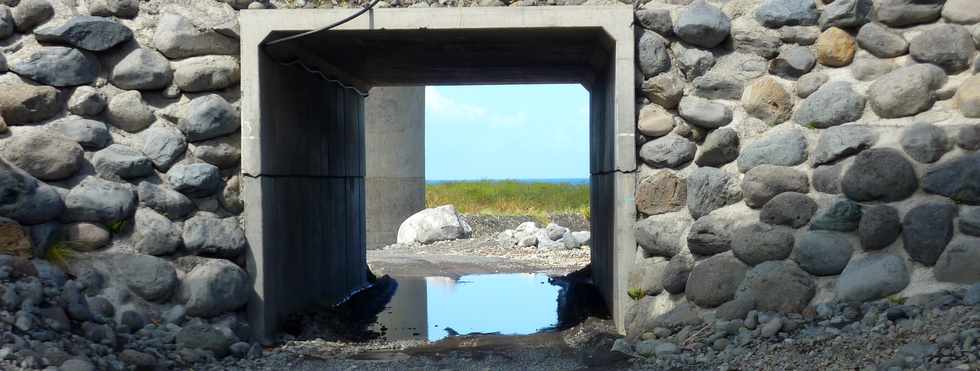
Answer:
[426,180,590,222]
[627,288,646,301]
[107,220,127,234]
[45,242,76,270]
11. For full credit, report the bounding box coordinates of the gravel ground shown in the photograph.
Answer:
[460,213,589,239]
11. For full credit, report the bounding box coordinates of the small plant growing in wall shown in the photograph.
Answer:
[45,242,77,270]
[628,287,645,301]
[107,220,127,235]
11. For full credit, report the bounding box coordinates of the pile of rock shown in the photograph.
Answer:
[0,254,260,371]
[495,222,590,250]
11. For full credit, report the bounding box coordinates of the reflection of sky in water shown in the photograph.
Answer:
[372,273,560,342]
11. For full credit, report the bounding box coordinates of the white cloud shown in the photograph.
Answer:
[425,86,527,126]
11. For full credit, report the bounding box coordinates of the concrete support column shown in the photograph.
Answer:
[364,87,426,250]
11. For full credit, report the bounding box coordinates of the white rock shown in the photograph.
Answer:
[396,205,472,244]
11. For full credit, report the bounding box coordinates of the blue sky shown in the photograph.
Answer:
[425,84,590,181]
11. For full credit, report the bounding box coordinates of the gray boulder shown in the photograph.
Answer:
[841,148,918,202]
[640,73,684,109]
[685,253,749,308]
[64,177,137,223]
[900,122,949,164]
[856,23,908,58]
[768,46,815,79]
[732,223,795,266]
[779,26,820,45]
[902,201,956,266]
[176,323,235,356]
[736,260,815,313]
[795,72,827,98]
[8,47,98,87]
[909,24,975,73]
[137,182,195,220]
[106,91,155,133]
[673,1,730,48]
[736,124,808,173]
[0,130,83,181]
[173,56,240,93]
[673,44,715,79]
[11,0,52,32]
[959,125,980,151]
[0,159,64,225]
[874,0,944,27]
[850,56,897,81]
[943,0,980,24]
[141,126,187,171]
[858,205,901,251]
[113,254,178,302]
[110,48,172,91]
[741,165,809,208]
[190,135,240,169]
[628,258,668,296]
[152,14,239,59]
[67,86,106,117]
[810,198,862,232]
[792,81,865,129]
[836,254,909,302]
[634,211,692,258]
[692,73,744,100]
[922,153,980,205]
[812,162,844,194]
[167,163,222,198]
[396,205,472,244]
[731,17,781,59]
[663,254,693,294]
[61,222,110,252]
[687,211,741,256]
[794,231,853,276]
[686,167,742,219]
[754,0,819,28]
[637,30,671,78]
[637,8,673,36]
[179,94,240,142]
[678,96,732,129]
[183,214,246,258]
[47,117,111,150]
[760,192,816,228]
[635,171,686,216]
[179,259,248,318]
[92,144,153,180]
[818,0,872,30]
[812,125,876,166]
[134,208,181,256]
[695,128,739,167]
[0,82,60,124]
[639,134,696,169]
[867,64,945,118]
[933,239,980,283]
[35,16,132,51]
[961,208,980,237]
[0,6,12,40]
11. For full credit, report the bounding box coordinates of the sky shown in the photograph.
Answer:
[424,84,590,181]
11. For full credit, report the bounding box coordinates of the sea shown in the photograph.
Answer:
[426,178,590,185]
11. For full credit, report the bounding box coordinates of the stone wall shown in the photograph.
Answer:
[626,0,980,340]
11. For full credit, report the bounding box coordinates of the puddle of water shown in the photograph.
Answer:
[371,273,562,342]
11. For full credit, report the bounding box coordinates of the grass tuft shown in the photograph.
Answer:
[45,242,76,270]
[426,180,590,220]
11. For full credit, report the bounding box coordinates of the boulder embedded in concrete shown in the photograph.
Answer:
[731,222,795,266]
[874,0,944,27]
[794,231,853,276]
[673,0,730,49]
[836,254,909,302]
[902,201,956,266]
[89,0,139,18]
[0,81,60,124]
[8,47,99,87]
[628,257,668,296]
[687,211,744,256]
[10,0,52,32]
[0,6,12,40]
[741,165,809,208]
[850,55,897,82]
[933,238,980,283]
[754,0,819,28]
[663,254,693,295]
[768,46,815,79]
[731,17,781,59]
[736,260,815,313]
[221,175,243,214]
[166,163,222,198]
[961,208,980,237]
[637,104,675,138]
[855,23,908,58]
[141,126,187,171]
[67,86,106,117]
[810,198,862,232]
[152,14,239,59]
[678,96,732,129]
[637,30,671,78]
[190,135,240,169]
[178,94,240,142]
[795,72,827,98]
[180,259,250,318]
[736,124,808,173]
[173,56,240,93]
[0,217,32,258]
[61,222,110,252]
[841,148,918,202]
[858,205,901,251]
[742,77,792,125]
[639,134,696,169]
[0,160,64,225]
[958,125,980,150]
[815,27,856,67]
[942,0,980,23]
[182,214,246,258]
[792,81,865,129]
[137,182,195,220]
[692,73,744,100]
[673,43,715,79]
[811,163,841,194]
[636,171,686,216]
[922,153,980,205]
[106,91,155,133]
[760,192,816,228]
[113,254,178,302]
[685,253,749,308]
[110,48,173,91]
[812,125,876,166]
[47,117,111,150]
[640,73,684,110]
[397,205,472,245]
[0,130,83,181]
[900,122,949,164]
[818,0,872,30]
[956,76,980,118]
[64,177,137,223]
[92,144,153,180]
[867,64,945,119]
[695,127,739,167]
[909,24,975,74]
[35,16,132,51]
[635,210,692,258]
[686,167,742,219]
[176,323,235,356]
[636,7,673,36]
[134,208,181,256]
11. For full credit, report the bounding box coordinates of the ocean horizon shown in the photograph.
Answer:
[426,178,590,185]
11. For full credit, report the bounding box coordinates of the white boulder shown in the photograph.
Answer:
[396,205,472,244]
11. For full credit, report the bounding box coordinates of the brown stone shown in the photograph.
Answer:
[636,171,687,216]
[637,104,675,138]
[741,77,793,125]
[62,223,111,251]
[816,27,856,67]
[0,116,7,133]
[955,75,980,118]
[0,217,32,258]
[0,83,61,124]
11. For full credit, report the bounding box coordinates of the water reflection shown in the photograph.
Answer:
[372,273,561,342]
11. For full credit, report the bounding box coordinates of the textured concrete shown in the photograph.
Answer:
[365,87,426,250]
[241,6,636,340]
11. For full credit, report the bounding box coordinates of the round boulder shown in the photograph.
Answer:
[0,130,83,181]
[736,124,808,173]
[673,0,730,49]
[685,253,749,308]
[686,167,742,219]
[867,64,945,119]
[113,254,178,302]
[63,177,137,223]
[736,260,815,313]
[835,254,909,302]
[922,153,980,205]
[636,171,687,216]
[759,192,817,228]
[794,231,853,276]
[858,205,901,251]
[902,201,956,266]
[741,165,809,208]
[639,134,696,169]
[182,214,246,258]
[841,148,918,202]
[635,211,692,258]
[663,254,693,295]
[909,24,975,73]
[731,223,795,266]
[180,259,249,317]
[166,163,222,198]
[900,122,949,164]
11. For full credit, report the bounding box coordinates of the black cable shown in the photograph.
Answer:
[264,0,384,47]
